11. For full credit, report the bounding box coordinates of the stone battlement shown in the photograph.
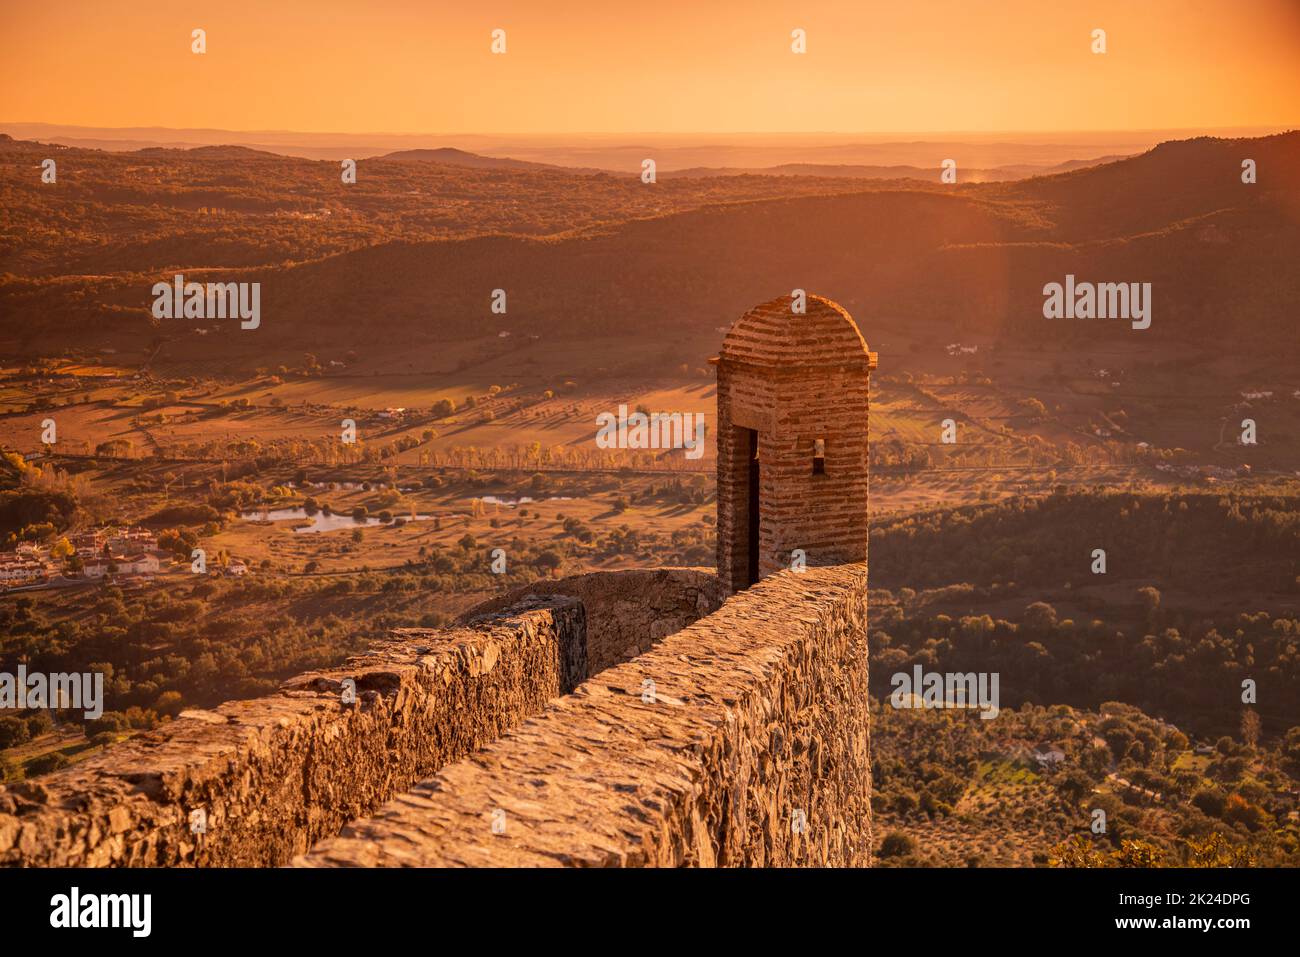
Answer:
[459,567,722,673]
[0,569,720,867]
[297,565,871,868]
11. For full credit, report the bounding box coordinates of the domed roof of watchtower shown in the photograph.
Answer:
[720,294,873,370]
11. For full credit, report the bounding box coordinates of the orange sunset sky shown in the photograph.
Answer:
[2,0,1298,134]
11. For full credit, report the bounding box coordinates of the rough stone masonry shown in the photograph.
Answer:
[0,598,588,866]
[298,564,871,867]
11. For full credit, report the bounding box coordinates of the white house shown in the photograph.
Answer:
[1033,744,1066,767]
[118,553,161,575]
[81,560,110,579]
[84,553,160,578]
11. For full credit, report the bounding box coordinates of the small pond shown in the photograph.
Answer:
[241,507,434,534]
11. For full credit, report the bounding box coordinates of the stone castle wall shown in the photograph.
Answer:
[297,564,871,868]
[0,568,724,867]
[0,597,586,867]
[460,567,722,675]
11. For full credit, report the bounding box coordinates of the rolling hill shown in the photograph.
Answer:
[375,147,573,172]
[1,131,1297,366]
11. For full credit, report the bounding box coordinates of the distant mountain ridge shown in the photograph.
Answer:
[8,120,1261,167]
[662,156,1135,182]
[134,144,283,160]
[373,147,567,171]
[1,131,1297,364]
[0,128,1133,181]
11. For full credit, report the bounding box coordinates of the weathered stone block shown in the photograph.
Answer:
[296,565,871,868]
[0,597,585,867]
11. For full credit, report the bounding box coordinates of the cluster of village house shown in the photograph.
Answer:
[0,527,248,590]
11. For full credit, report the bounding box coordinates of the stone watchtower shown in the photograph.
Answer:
[714,294,877,595]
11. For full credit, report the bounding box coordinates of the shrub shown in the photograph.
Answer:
[26,752,70,776]
[24,712,53,738]
[85,712,128,736]
[879,832,916,858]
[153,692,184,717]
[0,717,31,749]
[1192,789,1226,818]
[1222,794,1265,831]
[534,549,563,575]
[892,791,919,816]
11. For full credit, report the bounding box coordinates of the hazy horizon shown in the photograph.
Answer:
[5,122,1293,137]
[6,121,1295,170]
